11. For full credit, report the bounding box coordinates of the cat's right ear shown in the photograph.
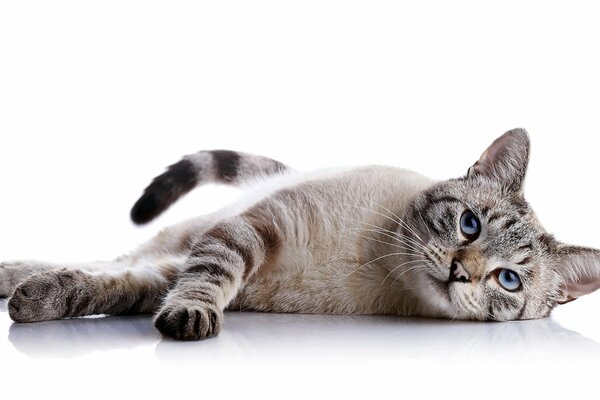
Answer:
[553,244,600,304]
[467,128,530,194]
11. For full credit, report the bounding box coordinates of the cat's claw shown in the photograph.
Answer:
[154,304,223,340]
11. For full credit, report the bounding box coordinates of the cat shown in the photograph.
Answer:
[1,128,599,341]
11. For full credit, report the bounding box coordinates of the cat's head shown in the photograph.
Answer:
[405,129,600,320]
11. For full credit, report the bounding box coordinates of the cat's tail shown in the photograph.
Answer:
[130,150,290,225]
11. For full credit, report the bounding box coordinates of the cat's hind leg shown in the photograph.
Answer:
[0,259,129,298]
[1,261,52,298]
[7,255,184,323]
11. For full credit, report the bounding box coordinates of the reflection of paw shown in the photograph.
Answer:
[154,303,223,341]
[8,269,85,323]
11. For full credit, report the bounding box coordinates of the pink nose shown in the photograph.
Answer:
[450,260,470,282]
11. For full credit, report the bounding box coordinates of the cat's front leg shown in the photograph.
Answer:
[154,212,282,340]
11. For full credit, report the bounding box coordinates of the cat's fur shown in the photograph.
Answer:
[2,129,600,340]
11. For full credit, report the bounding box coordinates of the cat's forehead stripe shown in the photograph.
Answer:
[518,243,533,251]
[516,301,528,319]
[502,218,518,230]
[517,257,531,265]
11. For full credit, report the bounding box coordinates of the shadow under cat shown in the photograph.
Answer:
[3,299,599,362]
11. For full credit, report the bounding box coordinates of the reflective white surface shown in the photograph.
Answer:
[3,302,600,362]
[2,297,600,399]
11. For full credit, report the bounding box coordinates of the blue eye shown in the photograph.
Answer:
[459,210,481,240]
[495,268,522,291]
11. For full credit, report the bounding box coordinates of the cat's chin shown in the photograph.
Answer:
[419,268,481,319]
[414,271,455,317]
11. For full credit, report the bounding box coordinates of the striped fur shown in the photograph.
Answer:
[4,129,600,340]
[130,150,289,224]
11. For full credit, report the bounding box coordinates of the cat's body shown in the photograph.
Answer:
[229,165,435,316]
[2,129,600,340]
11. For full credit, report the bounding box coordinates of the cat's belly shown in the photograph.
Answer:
[229,273,369,314]
[227,258,404,315]
[228,254,359,314]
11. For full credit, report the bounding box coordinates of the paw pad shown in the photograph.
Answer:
[154,305,222,340]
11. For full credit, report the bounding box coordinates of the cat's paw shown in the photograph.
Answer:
[154,303,223,341]
[0,261,49,298]
[8,269,84,322]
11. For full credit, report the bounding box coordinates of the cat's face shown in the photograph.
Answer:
[404,129,600,320]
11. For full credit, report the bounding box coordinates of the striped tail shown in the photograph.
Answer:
[130,150,290,225]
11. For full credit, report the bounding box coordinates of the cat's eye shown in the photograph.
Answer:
[459,210,481,241]
[494,268,522,292]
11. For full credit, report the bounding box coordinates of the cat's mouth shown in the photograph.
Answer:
[425,271,451,301]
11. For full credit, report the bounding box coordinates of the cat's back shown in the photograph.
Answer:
[242,164,434,209]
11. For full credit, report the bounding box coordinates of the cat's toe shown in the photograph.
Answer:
[8,287,36,322]
[154,304,222,340]
[9,282,51,322]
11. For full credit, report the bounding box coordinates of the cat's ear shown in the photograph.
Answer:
[467,128,530,193]
[553,244,600,304]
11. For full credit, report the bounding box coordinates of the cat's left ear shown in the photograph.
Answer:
[553,244,600,304]
[467,128,530,194]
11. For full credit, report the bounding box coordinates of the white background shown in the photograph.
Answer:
[1,1,600,398]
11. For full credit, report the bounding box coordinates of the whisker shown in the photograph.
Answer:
[353,233,423,255]
[381,260,427,286]
[349,202,428,252]
[342,211,427,251]
[341,216,411,241]
[374,201,425,243]
[378,233,427,255]
[348,221,428,253]
[347,252,425,277]
[341,220,426,253]
[359,229,425,253]
[391,264,430,286]
[393,232,430,252]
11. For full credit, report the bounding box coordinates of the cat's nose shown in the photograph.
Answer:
[449,259,471,283]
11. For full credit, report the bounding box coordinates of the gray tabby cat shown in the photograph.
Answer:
[1,129,599,340]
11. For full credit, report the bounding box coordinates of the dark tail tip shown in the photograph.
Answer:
[130,160,199,225]
[130,191,164,225]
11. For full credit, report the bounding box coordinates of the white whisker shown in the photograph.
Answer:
[368,230,428,254]
[358,229,425,253]
[341,216,409,241]
[341,214,428,252]
[374,201,425,243]
[381,260,427,286]
[353,233,422,255]
[347,252,424,277]
[391,264,429,286]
